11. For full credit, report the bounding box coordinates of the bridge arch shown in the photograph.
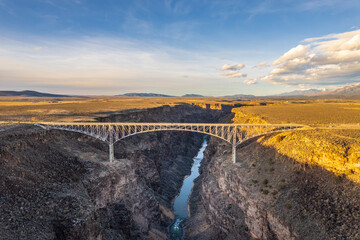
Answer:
[33,122,304,163]
[114,128,232,144]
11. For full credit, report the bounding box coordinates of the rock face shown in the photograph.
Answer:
[0,104,223,239]
[185,136,360,239]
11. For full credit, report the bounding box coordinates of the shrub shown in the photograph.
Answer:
[71,173,80,182]
[262,179,268,185]
[334,174,343,183]
[275,134,286,142]
[345,169,355,175]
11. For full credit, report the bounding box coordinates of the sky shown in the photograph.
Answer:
[0,0,360,96]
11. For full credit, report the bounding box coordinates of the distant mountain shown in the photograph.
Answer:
[315,83,360,96]
[0,90,69,97]
[277,89,324,96]
[223,94,255,98]
[182,94,204,97]
[122,93,173,97]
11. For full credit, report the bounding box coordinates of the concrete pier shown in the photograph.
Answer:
[109,143,114,163]
[232,145,236,163]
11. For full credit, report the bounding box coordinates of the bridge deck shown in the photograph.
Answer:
[1,121,306,127]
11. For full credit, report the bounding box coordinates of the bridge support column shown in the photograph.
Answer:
[232,144,236,163]
[108,125,115,163]
[109,143,114,163]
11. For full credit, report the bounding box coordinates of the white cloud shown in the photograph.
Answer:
[231,72,247,78]
[244,78,257,85]
[272,45,309,65]
[221,70,247,78]
[220,63,247,78]
[221,70,239,76]
[262,29,360,86]
[221,63,245,71]
[254,61,269,68]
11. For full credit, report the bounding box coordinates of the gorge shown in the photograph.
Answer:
[0,104,222,239]
[170,138,207,240]
[1,104,360,239]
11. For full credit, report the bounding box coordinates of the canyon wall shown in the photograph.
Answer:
[185,136,360,239]
[0,104,223,239]
[3,102,359,240]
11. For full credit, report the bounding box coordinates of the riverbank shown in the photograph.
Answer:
[169,139,207,239]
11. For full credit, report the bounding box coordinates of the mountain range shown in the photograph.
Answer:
[223,94,255,98]
[2,83,360,98]
[0,90,69,97]
[315,83,360,96]
[182,94,204,97]
[276,89,324,96]
[122,93,173,97]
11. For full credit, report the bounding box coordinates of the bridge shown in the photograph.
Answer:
[0,122,305,163]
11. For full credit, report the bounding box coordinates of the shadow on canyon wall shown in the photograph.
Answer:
[185,136,360,240]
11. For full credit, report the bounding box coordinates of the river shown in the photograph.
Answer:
[169,139,208,240]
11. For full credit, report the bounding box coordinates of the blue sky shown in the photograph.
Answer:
[0,0,360,96]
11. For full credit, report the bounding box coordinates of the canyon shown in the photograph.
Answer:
[0,104,222,239]
[1,104,360,239]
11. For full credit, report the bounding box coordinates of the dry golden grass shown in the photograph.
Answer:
[232,101,360,184]
[0,97,177,122]
[260,129,360,184]
[237,101,360,125]
[0,96,257,122]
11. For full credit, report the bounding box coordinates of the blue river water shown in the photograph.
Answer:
[169,139,208,240]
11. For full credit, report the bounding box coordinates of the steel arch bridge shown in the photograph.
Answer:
[20,122,305,163]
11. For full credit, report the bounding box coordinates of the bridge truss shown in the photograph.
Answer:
[30,122,304,163]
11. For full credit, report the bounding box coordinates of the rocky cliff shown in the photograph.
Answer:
[0,104,224,239]
[185,136,360,239]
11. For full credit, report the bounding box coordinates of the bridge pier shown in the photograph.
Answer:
[232,144,236,163]
[109,143,114,163]
[108,125,115,163]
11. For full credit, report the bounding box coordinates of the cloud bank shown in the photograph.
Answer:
[0,36,226,95]
[262,29,360,86]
